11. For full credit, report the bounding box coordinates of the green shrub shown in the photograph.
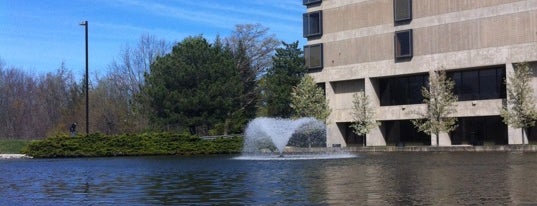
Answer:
[0,139,32,154]
[22,133,243,158]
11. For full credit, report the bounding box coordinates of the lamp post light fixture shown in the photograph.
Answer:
[79,20,89,135]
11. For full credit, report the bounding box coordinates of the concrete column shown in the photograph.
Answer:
[366,125,386,146]
[326,123,346,147]
[430,132,452,146]
[364,77,386,146]
[325,82,346,147]
[505,63,530,145]
[508,127,528,145]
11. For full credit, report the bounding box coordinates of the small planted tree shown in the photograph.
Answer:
[290,75,331,121]
[290,75,331,148]
[350,91,379,145]
[411,69,458,146]
[500,62,537,144]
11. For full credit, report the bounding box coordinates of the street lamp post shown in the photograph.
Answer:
[79,20,89,135]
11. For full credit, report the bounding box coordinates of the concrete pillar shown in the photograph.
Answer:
[364,77,386,146]
[326,123,346,147]
[505,63,530,145]
[366,125,386,146]
[430,132,451,146]
[325,82,346,147]
[508,127,528,145]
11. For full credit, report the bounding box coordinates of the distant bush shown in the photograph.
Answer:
[22,133,243,158]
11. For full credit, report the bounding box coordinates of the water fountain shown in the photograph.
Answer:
[234,117,356,160]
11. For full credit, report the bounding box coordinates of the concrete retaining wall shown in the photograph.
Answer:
[284,145,537,153]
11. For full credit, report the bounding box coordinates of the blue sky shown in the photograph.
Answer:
[0,0,305,77]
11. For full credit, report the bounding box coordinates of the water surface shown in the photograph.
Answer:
[1,152,537,205]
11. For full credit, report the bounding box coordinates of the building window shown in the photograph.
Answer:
[304,44,323,69]
[394,29,413,60]
[394,0,412,23]
[303,11,323,38]
[448,66,506,101]
[450,116,507,145]
[379,73,428,106]
[303,0,322,6]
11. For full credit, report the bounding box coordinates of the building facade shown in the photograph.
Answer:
[303,0,537,146]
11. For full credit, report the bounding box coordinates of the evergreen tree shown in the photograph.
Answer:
[226,24,280,126]
[142,36,242,135]
[501,62,537,144]
[350,91,379,137]
[227,39,257,132]
[263,41,307,118]
[290,75,331,121]
[411,69,458,146]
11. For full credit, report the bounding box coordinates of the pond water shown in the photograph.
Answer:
[1,152,537,205]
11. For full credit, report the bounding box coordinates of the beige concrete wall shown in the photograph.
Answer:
[331,79,364,110]
[414,11,537,56]
[323,0,392,33]
[413,0,523,18]
[323,34,393,67]
[313,9,537,67]
[307,0,537,146]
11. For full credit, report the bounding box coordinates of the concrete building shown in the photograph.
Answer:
[303,0,537,147]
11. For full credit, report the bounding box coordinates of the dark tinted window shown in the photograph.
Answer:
[461,70,478,100]
[379,73,428,106]
[479,69,497,99]
[497,68,506,98]
[451,72,462,97]
[394,0,412,23]
[448,66,506,101]
[303,0,322,6]
[304,44,323,69]
[395,29,413,60]
[303,11,323,38]
[407,75,425,104]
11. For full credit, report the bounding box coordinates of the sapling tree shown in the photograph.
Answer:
[411,69,458,146]
[500,62,537,144]
[290,75,331,122]
[350,91,379,144]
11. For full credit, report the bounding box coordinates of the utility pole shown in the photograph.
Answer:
[80,20,89,135]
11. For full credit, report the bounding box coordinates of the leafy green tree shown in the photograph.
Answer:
[290,75,331,121]
[142,36,242,135]
[501,62,537,144]
[411,69,458,146]
[350,91,379,137]
[263,41,307,118]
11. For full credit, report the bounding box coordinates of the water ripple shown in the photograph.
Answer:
[1,153,537,205]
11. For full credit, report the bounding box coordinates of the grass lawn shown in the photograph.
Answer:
[0,139,32,154]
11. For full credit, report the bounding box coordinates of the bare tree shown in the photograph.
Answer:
[35,62,78,136]
[105,34,170,133]
[0,67,39,138]
[501,62,537,144]
[108,34,170,96]
[225,23,280,77]
[411,69,458,146]
[225,24,281,128]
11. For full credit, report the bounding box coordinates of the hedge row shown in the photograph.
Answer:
[0,139,32,154]
[22,133,243,158]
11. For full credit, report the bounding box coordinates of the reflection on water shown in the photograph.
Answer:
[1,153,537,205]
